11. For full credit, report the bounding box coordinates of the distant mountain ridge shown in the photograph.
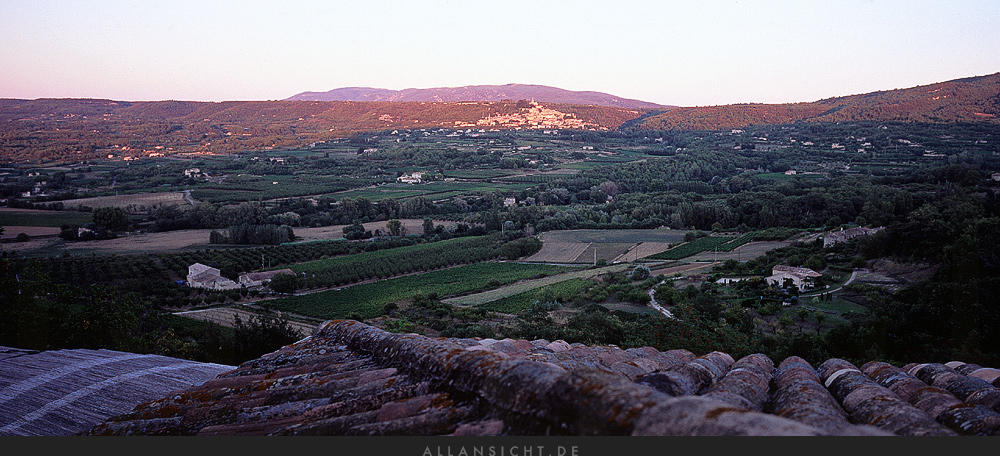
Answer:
[286,84,667,109]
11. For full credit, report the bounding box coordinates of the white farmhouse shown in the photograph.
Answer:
[186,263,240,291]
[398,172,424,184]
[766,265,822,290]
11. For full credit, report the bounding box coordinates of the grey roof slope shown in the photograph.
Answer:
[0,346,234,436]
[84,320,1000,436]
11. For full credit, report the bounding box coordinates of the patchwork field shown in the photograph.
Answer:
[444,263,626,307]
[684,240,791,262]
[476,278,594,314]
[524,229,687,263]
[0,226,60,239]
[4,218,461,256]
[50,229,217,255]
[649,262,718,277]
[267,262,577,320]
[173,307,318,337]
[524,241,592,263]
[0,208,94,227]
[293,219,459,241]
[578,242,634,263]
[45,192,190,210]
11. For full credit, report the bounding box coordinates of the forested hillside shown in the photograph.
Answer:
[631,73,1000,131]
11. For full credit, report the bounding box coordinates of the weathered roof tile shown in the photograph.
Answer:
[73,320,999,437]
[819,359,955,436]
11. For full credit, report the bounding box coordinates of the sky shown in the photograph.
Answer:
[2,0,999,107]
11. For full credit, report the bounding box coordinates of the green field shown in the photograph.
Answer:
[445,263,623,306]
[646,236,737,260]
[285,236,496,274]
[559,162,609,171]
[267,262,577,320]
[540,229,688,244]
[441,169,520,179]
[191,174,369,203]
[478,278,593,313]
[0,210,93,227]
[755,172,824,181]
[330,181,533,202]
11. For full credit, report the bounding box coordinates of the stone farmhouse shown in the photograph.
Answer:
[397,172,423,184]
[766,265,822,290]
[238,269,295,288]
[186,263,295,291]
[186,263,240,291]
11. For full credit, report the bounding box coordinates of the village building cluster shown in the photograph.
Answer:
[476,102,602,130]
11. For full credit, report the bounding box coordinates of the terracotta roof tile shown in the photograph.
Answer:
[969,368,1000,384]
[911,363,1000,412]
[702,354,773,411]
[772,357,859,434]
[78,320,1000,436]
[819,359,955,436]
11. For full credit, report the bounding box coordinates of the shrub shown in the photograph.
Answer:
[268,273,299,294]
[629,265,651,281]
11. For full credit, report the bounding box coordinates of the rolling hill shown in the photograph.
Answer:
[0,98,645,163]
[286,83,667,109]
[629,73,1000,131]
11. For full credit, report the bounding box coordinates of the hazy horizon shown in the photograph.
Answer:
[3,0,999,106]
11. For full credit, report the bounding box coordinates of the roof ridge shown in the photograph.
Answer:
[315,320,885,436]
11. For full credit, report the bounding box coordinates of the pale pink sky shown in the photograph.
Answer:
[2,0,998,106]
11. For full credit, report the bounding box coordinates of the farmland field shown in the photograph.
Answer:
[524,241,592,263]
[0,226,60,239]
[477,278,593,313]
[577,242,634,263]
[329,181,534,201]
[441,169,520,179]
[267,262,578,320]
[445,263,624,306]
[615,242,674,261]
[536,229,688,244]
[173,306,318,337]
[755,172,824,182]
[0,208,94,227]
[285,236,497,274]
[44,192,190,210]
[646,236,736,260]
[524,229,688,263]
[191,174,368,203]
[42,229,217,255]
[648,262,718,277]
[684,240,796,262]
[292,219,458,242]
